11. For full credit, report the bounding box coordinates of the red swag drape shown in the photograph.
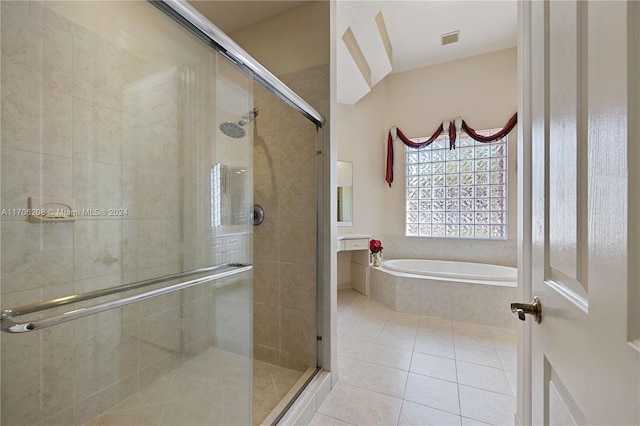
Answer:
[385,113,517,187]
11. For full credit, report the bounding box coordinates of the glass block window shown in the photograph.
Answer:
[405,132,508,239]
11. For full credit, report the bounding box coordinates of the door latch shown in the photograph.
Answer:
[511,296,541,323]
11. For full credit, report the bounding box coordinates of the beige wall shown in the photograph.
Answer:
[230,1,330,76]
[338,48,518,266]
[336,80,387,234]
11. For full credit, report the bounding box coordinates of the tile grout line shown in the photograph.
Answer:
[452,328,463,421]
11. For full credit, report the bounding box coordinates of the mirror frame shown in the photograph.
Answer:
[337,161,353,226]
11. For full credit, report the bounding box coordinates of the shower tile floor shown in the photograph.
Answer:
[253,361,308,425]
[83,347,304,426]
[311,289,517,426]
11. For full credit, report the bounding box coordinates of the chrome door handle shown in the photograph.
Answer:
[511,296,541,323]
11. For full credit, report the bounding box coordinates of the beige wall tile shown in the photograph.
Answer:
[253,131,280,176]
[74,220,122,280]
[281,262,316,312]
[254,344,280,365]
[278,351,316,372]
[1,221,73,293]
[74,159,122,218]
[138,307,182,370]
[1,148,73,214]
[1,353,43,425]
[72,275,129,340]
[253,261,280,306]
[279,218,316,265]
[215,282,252,352]
[254,302,280,348]
[183,295,214,348]
[370,269,397,310]
[281,307,315,357]
[0,288,42,367]
[122,114,179,173]
[121,219,138,272]
[72,37,124,112]
[253,174,279,219]
[122,68,177,132]
[253,217,280,262]
[40,344,75,419]
[137,170,181,219]
[278,125,317,175]
[73,99,122,165]
[1,6,72,94]
[137,219,181,269]
[74,323,139,401]
[279,172,316,219]
[2,75,72,156]
[120,164,138,219]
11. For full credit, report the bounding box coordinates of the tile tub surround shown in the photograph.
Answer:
[311,289,517,426]
[370,266,519,329]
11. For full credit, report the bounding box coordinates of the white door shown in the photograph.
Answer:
[525,0,640,424]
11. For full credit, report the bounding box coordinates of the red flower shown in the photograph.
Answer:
[370,239,383,254]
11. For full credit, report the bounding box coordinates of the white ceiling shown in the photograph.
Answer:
[189,1,518,104]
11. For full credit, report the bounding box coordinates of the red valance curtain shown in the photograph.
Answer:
[385,113,517,187]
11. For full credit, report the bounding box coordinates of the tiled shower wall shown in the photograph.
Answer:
[252,64,329,371]
[0,2,252,425]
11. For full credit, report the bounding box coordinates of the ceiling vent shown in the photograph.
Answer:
[441,31,460,46]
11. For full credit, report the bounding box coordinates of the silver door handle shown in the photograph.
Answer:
[511,296,541,323]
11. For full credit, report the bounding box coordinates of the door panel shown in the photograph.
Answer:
[548,0,581,284]
[546,359,586,426]
[529,0,640,424]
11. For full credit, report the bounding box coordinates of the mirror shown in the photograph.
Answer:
[211,163,248,227]
[337,161,353,226]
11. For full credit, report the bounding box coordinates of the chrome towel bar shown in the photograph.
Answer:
[1,263,252,333]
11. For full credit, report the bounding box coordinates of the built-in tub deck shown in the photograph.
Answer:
[371,259,519,329]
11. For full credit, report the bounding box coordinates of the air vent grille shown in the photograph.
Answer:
[441,31,460,46]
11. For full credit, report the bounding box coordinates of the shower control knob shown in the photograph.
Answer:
[252,205,265,226]
[510,297,541,323]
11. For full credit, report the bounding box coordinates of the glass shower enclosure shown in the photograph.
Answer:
[0,1,324,425]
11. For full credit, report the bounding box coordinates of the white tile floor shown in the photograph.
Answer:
[311,289,517,426]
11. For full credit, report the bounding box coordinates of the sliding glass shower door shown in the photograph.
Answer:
[0,1,255,424]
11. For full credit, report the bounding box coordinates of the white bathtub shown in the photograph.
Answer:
[371,259,519,328]
[381,259,517,285]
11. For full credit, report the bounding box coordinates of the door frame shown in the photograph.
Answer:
[516,1,533,425]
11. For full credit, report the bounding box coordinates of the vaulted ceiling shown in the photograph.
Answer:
[189,0,518,105]
[336,1,518,104]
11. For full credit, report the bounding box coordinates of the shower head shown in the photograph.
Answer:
[219,108,259,138]
[219,121,246,138]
